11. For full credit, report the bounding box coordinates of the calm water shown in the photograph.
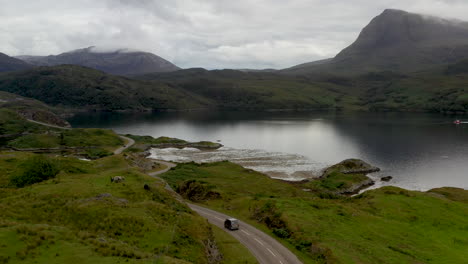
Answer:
[69,111,468,191]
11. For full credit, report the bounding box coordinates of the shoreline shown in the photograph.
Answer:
[64,107,468,120]
[146,148,468,193]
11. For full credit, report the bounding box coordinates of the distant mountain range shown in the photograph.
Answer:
[3,9,468,76]
[15,47,180,76]
[1,9,468,114]
[2,57,468,114]
[285,9,468,75]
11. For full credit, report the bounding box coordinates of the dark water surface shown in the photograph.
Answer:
[69,111,468,191]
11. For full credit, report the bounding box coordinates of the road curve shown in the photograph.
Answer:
[26,119,71,130]
[148,160,177,176]
[113,136,135,155]
[188,203,303,264]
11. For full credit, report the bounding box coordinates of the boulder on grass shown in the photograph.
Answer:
[111,176,125,183]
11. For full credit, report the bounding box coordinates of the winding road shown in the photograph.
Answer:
[113,136,135,154]
[26,119,71,130]
[28,117,302,263]
[148,160,177,176]
[147,158,302,264]
[188,204,302,264]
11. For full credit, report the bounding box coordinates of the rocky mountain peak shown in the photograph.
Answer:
[285,9,468,74]
[343,9,468,51]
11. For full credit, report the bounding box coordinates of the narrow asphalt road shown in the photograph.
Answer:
[148,160,177,176]
[26,119,71,130]
[113,136,135,155]
[188,203,303,264]
[148,159,302,263]
[148,160,179,194]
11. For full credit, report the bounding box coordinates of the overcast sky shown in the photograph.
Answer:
[1,0,467,69]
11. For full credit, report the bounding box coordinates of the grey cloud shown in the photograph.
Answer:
[1,0,468,69]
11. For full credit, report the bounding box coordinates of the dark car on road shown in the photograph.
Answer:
[224,218,239,230]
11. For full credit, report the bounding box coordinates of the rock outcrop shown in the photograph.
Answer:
[321,159,380,178]
[309,159,381,195]
[381,176,393,182]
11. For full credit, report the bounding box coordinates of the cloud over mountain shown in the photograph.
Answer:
[2,0,468,69]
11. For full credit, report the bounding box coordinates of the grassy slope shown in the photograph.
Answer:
[0,112,257,263]
[0,109,123,156]
[0,153,257,264]
[161,161,468,264]
[0,109,43,136]
[0,91,70,127]
[302,170,368,194]
[0,153,214,263]
[8,128,122,150]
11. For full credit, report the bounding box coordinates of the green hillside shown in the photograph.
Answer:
[0,91,70,127]
[139,69,351,110]
[0,110,257,264]
[323,64,468,113]
[161,161,468,264]
[0,66,355,111]
[0,109,123,159]
[0,65,211,111]
[142,64,468,113]
[0,62,468,114]
[0,153,220,263]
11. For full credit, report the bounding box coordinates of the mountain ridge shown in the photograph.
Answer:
[0,52,32,72]
[284,9,468,75]
[16,46,180,76]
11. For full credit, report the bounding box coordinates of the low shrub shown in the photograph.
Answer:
[10,155,60,187]
[272,228,291,238]
[177,180,221,201]
[295,240,312,251]
[250,200,291,236]
[318,192,341,199]
[309,243,335,263]
[85,148,113,159]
